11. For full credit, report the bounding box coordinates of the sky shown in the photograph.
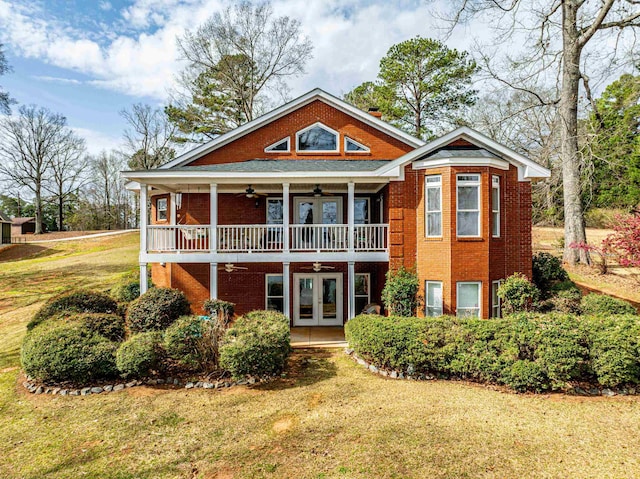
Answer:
[0,0,492,154]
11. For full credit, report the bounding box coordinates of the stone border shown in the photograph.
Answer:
[345,348,638,397]
[21,375,260,396]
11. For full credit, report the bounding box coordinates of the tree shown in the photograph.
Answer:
[584,74,640,209]
[443,0,640,264]
[167,0,313,142]
[0,44,13,114]
[121,103,177,169]
[0,106,79,234]
[344,37,478,140]
[43,134,88,231]
[84,151,131,231]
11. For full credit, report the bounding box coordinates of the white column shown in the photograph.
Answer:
[140,263,148,295]
[283,262,291,320]
[210,262,218,299]
[348,261,356,319]
[348,182,355,253]
[283,183,290,253]
[169,192,177,225]
[210,183,217,253]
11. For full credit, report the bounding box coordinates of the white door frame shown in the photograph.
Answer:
[293,197,343,224]
[293,272,343,326]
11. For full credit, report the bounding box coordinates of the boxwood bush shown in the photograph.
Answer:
[580,293,637,316]
[126,288,191,333]
[219,310,291,380]
[345,312,640,392]
[110,280,140,303]
[21,322,118,384]
[163,315,225,369]
[67,313,126,342]
[28,290,119,330]
[532,252,569,297]
[116,332,163,379]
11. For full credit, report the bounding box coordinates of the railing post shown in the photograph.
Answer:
[210,183,217,253]
[283,183,290,253]
[348,182,355,253]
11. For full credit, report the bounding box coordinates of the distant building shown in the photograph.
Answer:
[0,211,10,244]
[12,217,37,236]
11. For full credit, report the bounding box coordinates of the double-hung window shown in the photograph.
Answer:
[354,273,370,314]
[491,280,503,318]
[492,176,500,237]
[425,175,442,237]
[266,275,284,312]
[457,282,481,318]
[156,198,167,221]
[457,174,481,237]
[425,281,443,316]
[266,198,284,248]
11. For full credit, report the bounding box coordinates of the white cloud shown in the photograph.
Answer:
[99,1,112,11]
[71,126,122,155]
[32,76,82,85]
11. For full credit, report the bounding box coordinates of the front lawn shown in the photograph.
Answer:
[1,232,640,478]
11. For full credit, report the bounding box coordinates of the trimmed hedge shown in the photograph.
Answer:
[219,310,291,380]
[67,313,126,342]
[126,288,191,333]
[21,322,118,384]
[580,293,637,316]
[163,315,224,369]
[345,313,640,392]
[29,290,118,330]
[116,332,163,379]
[110,280,140,303]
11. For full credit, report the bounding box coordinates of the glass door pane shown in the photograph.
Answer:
[298,277,315,323]
[322,200,338,224]
[321,277,337,321]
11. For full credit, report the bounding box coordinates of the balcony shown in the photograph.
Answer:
[146,224,389,254]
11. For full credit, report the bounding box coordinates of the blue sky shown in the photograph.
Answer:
[1,0,490,153]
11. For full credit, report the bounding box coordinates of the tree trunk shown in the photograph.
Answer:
[560,2,590,265]
[34,178,43,235]
[58,190,64,232]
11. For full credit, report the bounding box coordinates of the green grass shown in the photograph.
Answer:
[1,232,640,478]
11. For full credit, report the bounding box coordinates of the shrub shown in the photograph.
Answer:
[69,313,126,342]
[126,288,191,333]
[29,290,118,330]
[219,310,291,380]
[580,293,637,316]
[498,273,540,315]
[111,280,140,303]
[381,266,420,317]
[203,299,235,326]
[21,322,118,383]
[548,288,583,314]
[502,360,547,393]
[116,332,163,379]
[532,252,569,297]
[163,315,227,369]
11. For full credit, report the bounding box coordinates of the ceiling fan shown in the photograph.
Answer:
[312,184,334,197]
[224,263,249,273]
[236,185,268,198]
[301,262,336,272]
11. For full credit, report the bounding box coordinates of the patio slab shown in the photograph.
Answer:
[290,327,347,348]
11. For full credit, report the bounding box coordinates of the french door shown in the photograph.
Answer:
[293,273,343,326]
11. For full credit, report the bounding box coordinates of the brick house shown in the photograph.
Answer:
[123,89,549,324]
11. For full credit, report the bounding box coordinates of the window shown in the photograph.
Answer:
[457,282,481,317]
[354,198,369,224]
[265,137,290,153]
[425,281,443,316]
[156,198,167,221]
[345,137,370,152]
[354,273,370,314]
[266,198,284,224]
[266,275,284,312]
[425,175,442,237]
[296,123,338,152]
[492,175,500,237]
[457,174,481,237]
[492,280,503,318]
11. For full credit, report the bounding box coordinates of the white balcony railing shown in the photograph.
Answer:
[146,224,388,254]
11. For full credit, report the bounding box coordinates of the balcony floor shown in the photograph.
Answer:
[290,327,347,349]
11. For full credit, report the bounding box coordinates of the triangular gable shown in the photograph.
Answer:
[377,126,550,181]
[160,88,425,169]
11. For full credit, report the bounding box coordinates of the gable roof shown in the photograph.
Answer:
[379,126,550,181]
[12,217,35,226]
[159,88,425,170]
[171,159,392,173]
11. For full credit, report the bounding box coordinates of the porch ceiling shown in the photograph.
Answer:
[148,182,387,194]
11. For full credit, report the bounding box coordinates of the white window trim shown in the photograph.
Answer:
[344,136,370,153]
[425,280,443,317]
[456,174,481,238]
[354,197,370,224]
[425,175,442,237]
[354,273,371,310]
[265,274,284,312]
[266,197,284,224]
[492,279,503,318]
[156,197,168,221]
[296,122,340,153]
[264,137,290,153]
[293,196,343,224]
[492,175,500,238]
[456,281,482,318]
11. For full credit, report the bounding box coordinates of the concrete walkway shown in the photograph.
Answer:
[290,327,347,348]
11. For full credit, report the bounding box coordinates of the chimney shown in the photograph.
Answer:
[368,107,382,118]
